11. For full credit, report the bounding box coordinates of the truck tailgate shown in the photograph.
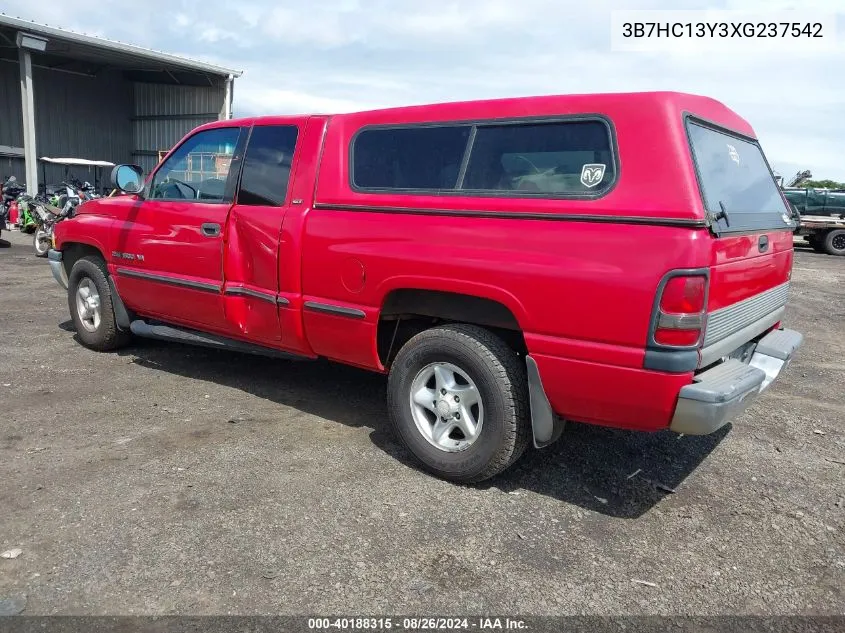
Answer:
[701,229,793,367]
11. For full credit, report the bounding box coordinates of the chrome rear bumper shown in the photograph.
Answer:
[670,328,802,435]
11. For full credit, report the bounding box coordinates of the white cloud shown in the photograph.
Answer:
[1,0,843,179]
[234,87,377,116]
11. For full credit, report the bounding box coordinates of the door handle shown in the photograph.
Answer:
[758,235,769,252]
[201,223,220,237]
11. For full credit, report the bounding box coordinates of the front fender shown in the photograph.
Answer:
[54,215,111,260]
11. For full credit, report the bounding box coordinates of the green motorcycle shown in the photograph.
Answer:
[15,195,39,234]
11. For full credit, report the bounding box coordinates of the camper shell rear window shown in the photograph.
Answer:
[686,118,791,232]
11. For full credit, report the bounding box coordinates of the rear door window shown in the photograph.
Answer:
[238,125,299,206]
[687,120,791,232]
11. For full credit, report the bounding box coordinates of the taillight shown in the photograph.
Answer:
[653,274,707,348]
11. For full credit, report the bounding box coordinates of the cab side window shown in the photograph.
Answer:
[462,121,615,194]
[237,125,299,206]
[150,127,241,203]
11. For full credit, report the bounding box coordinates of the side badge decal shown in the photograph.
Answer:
[580,164,606,188]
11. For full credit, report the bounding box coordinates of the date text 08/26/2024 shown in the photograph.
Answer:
[308,617,527,630]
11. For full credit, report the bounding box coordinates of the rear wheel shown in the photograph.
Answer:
[387,323,530,483]
[823,229,845,256]
[67,256,131,351]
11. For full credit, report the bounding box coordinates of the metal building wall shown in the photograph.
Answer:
[1,63,227,187]
[132,82,226,174]
[0,63,133,187]
[0,62,25,180]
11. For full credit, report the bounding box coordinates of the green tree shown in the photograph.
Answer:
[802,179,845,189]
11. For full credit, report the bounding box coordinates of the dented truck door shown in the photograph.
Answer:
[222,121,303,344]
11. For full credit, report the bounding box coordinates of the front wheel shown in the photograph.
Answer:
[67,256,131,351]
[33,227,51,257]
[387,324,530,483]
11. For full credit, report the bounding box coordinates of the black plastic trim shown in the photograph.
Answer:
[454,126,477,190]
[276,296,290,306]
[347,114,620,201]
[526,355,565,448]
[303,301,366,319]
[224,285,277,304]
[129,319,310,361]
[107,276,133,331]
[200,222,221,237]
[222,126,250,204]
[116,268,220,293]
[644,348,700,373]
[313,203,706,228]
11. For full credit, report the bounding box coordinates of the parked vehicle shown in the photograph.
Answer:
[782,188,845,255]
[1,176,26,237]
[15,194,41,234]
[38,157,115,198]
[782,187,845,218]
[795,215,845,256]
[48,92,802,483]
[32,197,68,257]
[32,180,97,256]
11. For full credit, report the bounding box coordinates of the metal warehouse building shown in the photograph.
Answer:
[0,14,242,194]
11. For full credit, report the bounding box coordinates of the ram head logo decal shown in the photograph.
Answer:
[580,164,606,188]
[727,144,740,165]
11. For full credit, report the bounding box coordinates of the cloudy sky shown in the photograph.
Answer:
[3,0,844,180]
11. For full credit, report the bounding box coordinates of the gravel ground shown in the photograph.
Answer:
[0,229,843,616]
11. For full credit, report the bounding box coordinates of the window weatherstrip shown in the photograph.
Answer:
[454,126,477,190]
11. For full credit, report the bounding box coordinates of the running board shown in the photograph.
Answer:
[129,320,312,361]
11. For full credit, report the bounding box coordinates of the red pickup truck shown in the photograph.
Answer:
[48,91,802,483]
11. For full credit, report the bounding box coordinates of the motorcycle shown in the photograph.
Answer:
[32,181,85,257]
[2,176,26,237]
[15,194,40,234]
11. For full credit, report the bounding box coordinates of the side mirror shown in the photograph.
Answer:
[110,164,145,195]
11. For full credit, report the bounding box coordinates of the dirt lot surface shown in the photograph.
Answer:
[0,229,843,616]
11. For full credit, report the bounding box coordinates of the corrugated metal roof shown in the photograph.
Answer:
[0,13,242,77]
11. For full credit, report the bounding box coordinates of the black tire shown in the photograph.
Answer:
[67,255,131,351]
[387,323,530,483]
[823,229,845,256]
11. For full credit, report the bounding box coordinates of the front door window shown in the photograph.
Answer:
[150,127,241,202]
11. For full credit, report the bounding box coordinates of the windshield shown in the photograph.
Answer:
[687,120,790,232]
